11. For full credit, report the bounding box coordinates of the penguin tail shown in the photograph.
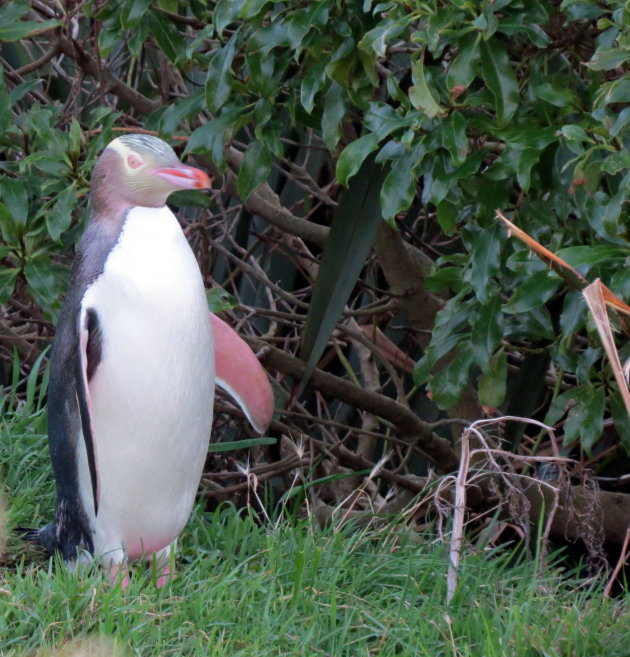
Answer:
[16,524,56,554]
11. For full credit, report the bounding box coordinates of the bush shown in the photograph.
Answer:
[1,0,628,509]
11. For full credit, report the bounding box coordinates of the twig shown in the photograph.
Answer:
[243,336,460,472]
[603,527,630,597]
[446,424,471,604]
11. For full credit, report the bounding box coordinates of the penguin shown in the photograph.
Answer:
[34,134,274,587]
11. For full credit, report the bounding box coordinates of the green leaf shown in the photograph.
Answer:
[609,107,630,138]
[597,77,630,107]
[237,141,273,201]
[516,148,542,192]
[0,2,62,42]
[429,349,473,409]
[471,292,503,368]
[426,153,451,205]
[545,386,605,453]
[587,48,629,71]
[533,82,579,108]
[556,244,628,270]
[601,150,630,175]
[441,111,468,165]
[507,307,555,341]
[358,18,408,58]
[504,271,562,314]
[379,142,424,220]
[287,3,329,51]
[479,39,519,126]
[213,0,244,35]
[0,178,28,226]
[498,20,550,47]
[68,119,82,160]
[336,133,380,187]
[436,200,459,236]
[322,82,348,150]
[559,290,586,338]
[145,11,180,62]
[0,268,19,304]
[207,288,237,313]
[610,391,630,454]
[208,437,277,452]
[186,108,248,168]
[168,190,211,208]
[255,118,284,158]
[409,58,443,119]
[240,0,272,20]
[300,64,327,114]
[560,124,593,143]
[248,22,291,54]
[98,21,122,58]
[45,186,77,242]
[160,88,205,134]
[121,0,152,27]
[0,68,11,132]
[364,102,413,141]
[446,34,480,91]
[0,202,17,242]
[300,154,388,385]
[464,223,503,304]
[205,34,239,113]
[24,258,66,316]
[601,182,626,238]
[415,294,471,385]
[478,350,508,408]
[426,265,464,293]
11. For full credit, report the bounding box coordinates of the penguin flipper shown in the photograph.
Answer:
[77,305,101,515]
[210,313,274,434]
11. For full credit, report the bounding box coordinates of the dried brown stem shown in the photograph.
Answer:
[242,337,459,472]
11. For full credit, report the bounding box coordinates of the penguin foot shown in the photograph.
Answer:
[153,541,177,588]
[156,561,176,588]
[108,562,130,590]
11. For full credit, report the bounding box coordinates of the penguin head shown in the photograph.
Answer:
[92,134,211,213]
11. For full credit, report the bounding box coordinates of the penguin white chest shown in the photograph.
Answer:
[81,206,214,560]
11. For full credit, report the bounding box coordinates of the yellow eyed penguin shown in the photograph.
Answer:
[34,134,274,587]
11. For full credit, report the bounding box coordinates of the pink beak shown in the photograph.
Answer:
[152,163,212,190]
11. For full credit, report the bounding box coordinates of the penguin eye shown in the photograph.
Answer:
[127,154,144,170]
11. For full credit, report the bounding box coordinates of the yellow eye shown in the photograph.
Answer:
[127,154,143,169]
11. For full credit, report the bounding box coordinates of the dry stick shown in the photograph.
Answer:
[242,337,459,472]
[446,416,572,603]
[56,34,160,115]
[446,425,471,604]
[337,452,393,526]
[277,409,419,451]
[15,41,60,76]
[215,405,432,494]
[603,527,630,598]
[583,280,630,416]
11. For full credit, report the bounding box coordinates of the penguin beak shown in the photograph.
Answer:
[152,164,212,191]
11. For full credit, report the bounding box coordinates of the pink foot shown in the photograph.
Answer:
[108,562,130,589]
[156,561,176,588]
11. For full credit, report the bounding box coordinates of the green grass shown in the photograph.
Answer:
[1,405,628,657]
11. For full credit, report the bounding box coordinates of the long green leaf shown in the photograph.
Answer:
[479,40,519,126]
[208,437,277,453]
[300,154,388,386]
